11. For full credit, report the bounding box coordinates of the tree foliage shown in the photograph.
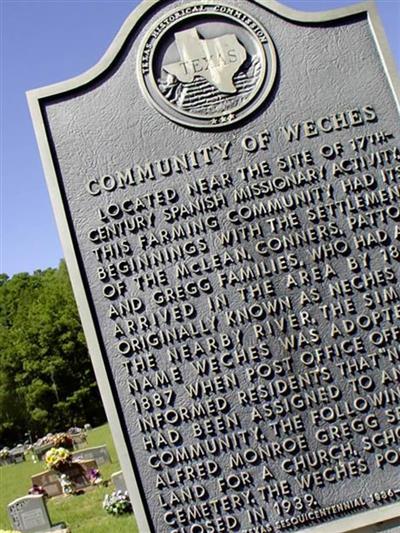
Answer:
[0,261,105,445]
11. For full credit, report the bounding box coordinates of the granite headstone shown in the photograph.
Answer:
[31,471,63,498]
[71,445,111,465]
[111,470,127,493]
[7,495,68,533]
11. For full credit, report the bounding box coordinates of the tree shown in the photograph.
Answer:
[0,261,105,444]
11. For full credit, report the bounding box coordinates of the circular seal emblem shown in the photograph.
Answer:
[138,2,277,129]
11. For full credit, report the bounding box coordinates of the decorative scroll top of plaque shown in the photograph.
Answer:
[138,2,277,128]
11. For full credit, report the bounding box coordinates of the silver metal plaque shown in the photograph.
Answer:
[28,1,400,532]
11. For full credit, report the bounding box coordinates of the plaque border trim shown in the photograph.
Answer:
[27,1,399,532]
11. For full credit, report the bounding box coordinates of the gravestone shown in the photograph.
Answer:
[9,446,26,463]
[31,460,97,497]
[71,432,87,448]
[31,471,62,498]
[33,443,53,461]
[28,1,399,532]
[71,445,111,465]
[111,470,127,493]
[8,495,51,533]
[7,495,68,533]
[61,459,97,490]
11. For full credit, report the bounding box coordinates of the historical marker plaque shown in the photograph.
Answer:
[28,1,400,532]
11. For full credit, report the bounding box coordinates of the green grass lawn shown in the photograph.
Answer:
[0,424,138,532]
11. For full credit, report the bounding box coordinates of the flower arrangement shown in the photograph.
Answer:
[28,484,47,496]
[103,491,132,515]
[0,448,10,460]
[51,433,73,450]
[88,468,103,486]
[44,447,71,471]
[60,473,75,495]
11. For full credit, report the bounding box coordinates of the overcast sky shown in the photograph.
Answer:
[1,0,399,277]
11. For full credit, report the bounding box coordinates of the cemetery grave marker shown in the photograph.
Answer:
[7,495,68,533]
[31,471,63,498]
[31,459,98,497]
[112,470,127,493]
[71,444,111,465]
